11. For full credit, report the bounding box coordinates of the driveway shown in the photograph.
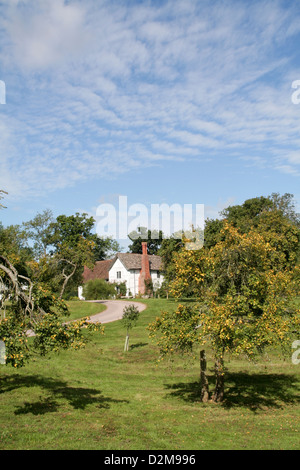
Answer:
[86,299,147,325]
[26,300,147,337]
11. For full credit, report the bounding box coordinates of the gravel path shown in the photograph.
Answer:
[86,299,147,324]
[26,300,147,336]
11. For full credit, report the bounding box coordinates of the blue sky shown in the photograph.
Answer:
[0,0,300,248]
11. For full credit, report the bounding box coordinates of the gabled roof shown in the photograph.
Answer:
[110,253,163,271]
[82,259,113,282]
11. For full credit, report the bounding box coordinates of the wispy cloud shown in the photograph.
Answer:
[0,0,300,201]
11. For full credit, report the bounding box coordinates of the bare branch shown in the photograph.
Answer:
[57,258,77,299]
[0,255,46,324]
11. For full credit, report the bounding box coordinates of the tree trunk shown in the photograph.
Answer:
[58,260,77,300]
[200,350,210,402]
[124,329,129,352]
[212,355,225,402]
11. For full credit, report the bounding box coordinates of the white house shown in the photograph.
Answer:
[78,242,164,299]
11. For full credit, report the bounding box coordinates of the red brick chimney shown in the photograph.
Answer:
[138,242,151,294]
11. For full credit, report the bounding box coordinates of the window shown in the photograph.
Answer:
[117,271,121,279]
[157,271,160,279]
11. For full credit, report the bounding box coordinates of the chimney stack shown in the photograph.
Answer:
[139,242,151,294]
[142,241,147,256]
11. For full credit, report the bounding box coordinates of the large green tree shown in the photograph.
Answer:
[149,223,300,402]
[22,209,55,259]
[128,227,163,254]
[0,196,103,368]
[205,193,299,255]
[23,212,121,297]
[50,212,121,261]
[157,236,184,296]
[149,193,300,402]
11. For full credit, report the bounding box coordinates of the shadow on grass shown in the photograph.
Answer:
[0,374,129,415]
[129,342,148,350]
[165,372,300,412]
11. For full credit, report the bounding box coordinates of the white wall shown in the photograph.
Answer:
[78,260,165,299]
[151,271,164,293]
[109,258,137,296]
[109,259,164,297]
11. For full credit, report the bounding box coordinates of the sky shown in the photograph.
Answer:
[0,0,300,249]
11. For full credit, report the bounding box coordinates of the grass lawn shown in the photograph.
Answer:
[61,299,107,322]
[0,298,299,450]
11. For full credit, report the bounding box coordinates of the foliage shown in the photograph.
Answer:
[0,273,103,368]
[169,248,206,299]
[121,304,140,331]
[49,212,121,262]
[22,209,55,258]
[158,236,184,286]
[149,222,300,402]
[41,212,122,297]
[128,226,163,254]
[0,223,33,277]
[122,304,140,351]
[144,278,154,297]
[206,193,300,255]
[117,281,127,297]
[204,218,224,249]
[148,303,201,357]
[0,199,106,369]
[82,279,116,300]
[49,212,96,251]
[93,236,122,261]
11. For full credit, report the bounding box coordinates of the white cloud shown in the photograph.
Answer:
[0,0,300,201]
[4,0,86,70]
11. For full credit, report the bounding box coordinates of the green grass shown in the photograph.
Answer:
[61,299,107,322]
[0,299,299,450]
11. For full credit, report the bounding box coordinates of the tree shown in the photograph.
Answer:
[47,213,97,298]
[46,213,123,297]
[168,247,206,299]
[149,222,300,402]
[206,193,299,245]
[0,253,103,368]
[22,209,55,258]
[0,200,103,367]
[0,223,33,276]
[158,236,184,291]
[49,212,95,250]
[93,236,122,261]
[19,211,122,298]
[128,227,163,254]
[121,304,140,352]
[56,238,96,299]
[204,218,224,249]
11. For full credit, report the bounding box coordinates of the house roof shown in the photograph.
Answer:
[111,253,163,271]
[83,253,163,283]
[82,259,113,282]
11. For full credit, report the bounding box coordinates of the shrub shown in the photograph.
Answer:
[83,279,116,300]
